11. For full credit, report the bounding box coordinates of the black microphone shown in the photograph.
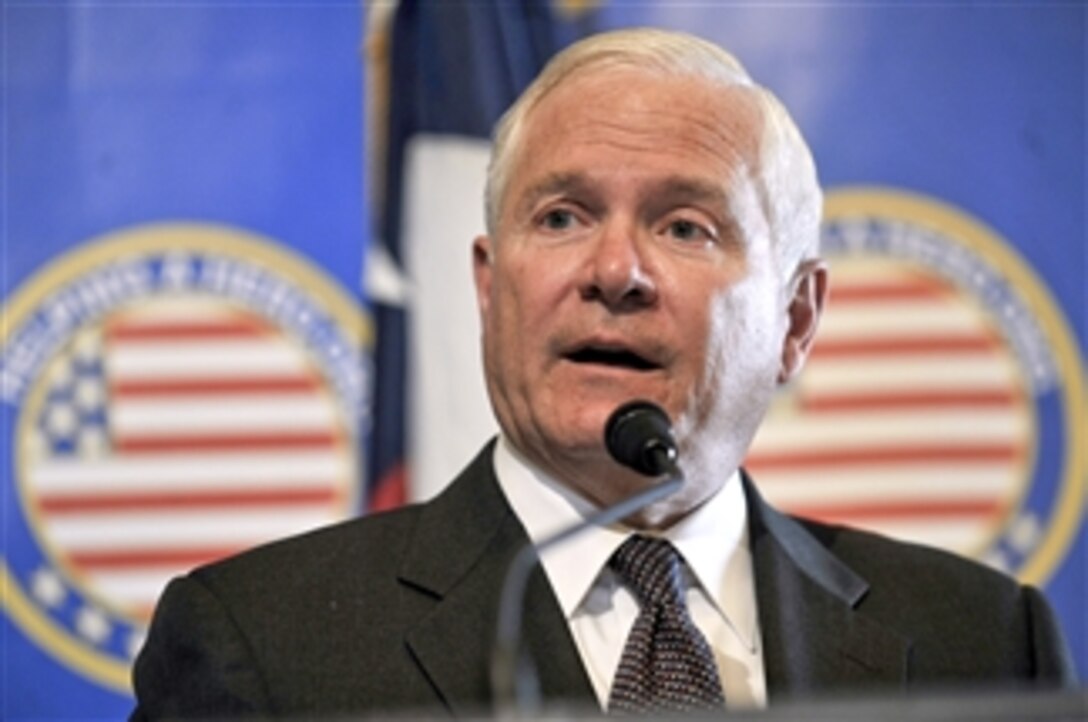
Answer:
[605,399,680,478]
[490,400,684,717]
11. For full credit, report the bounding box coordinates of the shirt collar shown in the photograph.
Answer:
[492,434,757,650]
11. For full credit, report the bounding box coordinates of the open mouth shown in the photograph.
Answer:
[565,346,660,371]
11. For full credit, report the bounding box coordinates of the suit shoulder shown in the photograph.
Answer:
[791,516,1076,683]
[191,504,424,595]
[796,516,1026,599]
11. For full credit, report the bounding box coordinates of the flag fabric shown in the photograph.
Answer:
[368,0,595,507]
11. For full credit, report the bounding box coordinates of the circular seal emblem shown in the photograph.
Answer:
[748,188,1084,585]
[1,223,371,690]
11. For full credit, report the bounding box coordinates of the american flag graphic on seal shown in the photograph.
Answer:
[2,223,371,687]
[747,188,1083,584]
[22,299,357,621]
[749,257,1029,556]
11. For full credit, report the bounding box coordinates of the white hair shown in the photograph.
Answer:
[484,27,822,278]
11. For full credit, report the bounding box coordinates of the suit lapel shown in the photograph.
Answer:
[395,452,911,711]
[398,442,596,716]
[744,473,912,699]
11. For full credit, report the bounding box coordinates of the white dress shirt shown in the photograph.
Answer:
[493,435,767,710]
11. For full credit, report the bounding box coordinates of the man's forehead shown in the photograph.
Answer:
[511,73,760,178]
[489,64,768,232]
[539,63,760,118]
[523,66,764,160]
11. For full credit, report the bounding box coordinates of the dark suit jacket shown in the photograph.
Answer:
[130,442,1076,719]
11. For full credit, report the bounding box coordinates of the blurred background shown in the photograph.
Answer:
[3,1,1084,718]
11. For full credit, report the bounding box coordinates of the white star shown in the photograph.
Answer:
[78,426,109,458]
[75,605,111,644]
[1009,514,1041,553]
[46,402,77,438]
[74,329,102,363]
[75,377,104,411]
[48,359,73,390]
[30,567,67,609]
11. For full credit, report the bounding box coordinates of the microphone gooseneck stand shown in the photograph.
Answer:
[490,401,684,718]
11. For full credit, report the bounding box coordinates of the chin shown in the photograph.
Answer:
[571,398,622,431]
[534,407,610,457]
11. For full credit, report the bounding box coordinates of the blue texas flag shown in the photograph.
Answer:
[366,0,596,509]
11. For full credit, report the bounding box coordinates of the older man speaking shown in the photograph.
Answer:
[131,28,1075,719]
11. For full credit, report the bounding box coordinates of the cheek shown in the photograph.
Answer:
[488,265,547,368]
[702,281,783,390]
[489,282,524,358]
[497,254,570,329]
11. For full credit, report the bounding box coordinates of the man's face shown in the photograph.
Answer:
[474,67,822,524]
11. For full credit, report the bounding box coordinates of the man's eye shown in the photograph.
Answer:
[667,219,707,242]
[541,209,576,231]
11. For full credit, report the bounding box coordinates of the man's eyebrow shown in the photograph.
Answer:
[648,176,730,207]
[511,172,743,235]
[514,172,593,216]
[647,175,747,242]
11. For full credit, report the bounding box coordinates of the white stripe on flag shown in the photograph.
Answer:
[750,408,1025,450]
[45,508,339,549]
[803,355,1019,392]
[404,135,498,502]
[758,466,1016,506]
[30,452,349,493]
[111,394,339,434]
[107,340,309,378]
[820,302,985,337]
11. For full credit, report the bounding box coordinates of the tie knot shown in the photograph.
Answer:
[608,535,685,608]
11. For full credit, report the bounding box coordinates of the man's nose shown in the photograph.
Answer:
[580,219,658,310]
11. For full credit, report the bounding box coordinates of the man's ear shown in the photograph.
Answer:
[472,235,494,321]
[778,258,829,384]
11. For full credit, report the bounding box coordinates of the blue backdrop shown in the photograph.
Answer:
[2,2,1083,719]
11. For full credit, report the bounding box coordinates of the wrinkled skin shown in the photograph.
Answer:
[473,67,827,528]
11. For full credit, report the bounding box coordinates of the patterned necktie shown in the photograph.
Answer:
[607,535,726,715]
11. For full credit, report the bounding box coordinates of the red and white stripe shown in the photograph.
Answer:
[748,260,1030,554]
[28,300,356,619]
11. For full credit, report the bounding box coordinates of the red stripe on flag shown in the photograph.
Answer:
[812,335,997,358]
[110,376,320,396]
[38,488,340,514]
[108,319,268,340]
[789,499,1002,521]
[115,432,339,453]
[802,390,1017,412]
[69,548,243,570]
[746,443,1020,470]
[830,280,947,303]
